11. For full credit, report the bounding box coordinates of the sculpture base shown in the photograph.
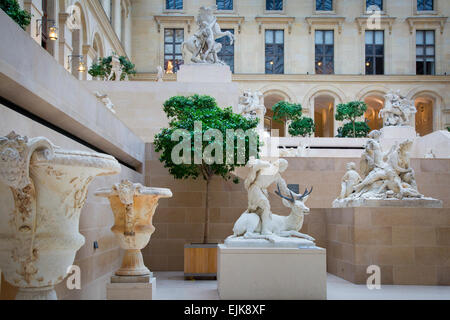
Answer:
[106,277,156,300]
[15,286,57,300]
[224,235,316,248]
[217,244,326,300]
[177,64,232,83]
[111,274,153,283]
[332,197,443,208]
[115,249,151,276]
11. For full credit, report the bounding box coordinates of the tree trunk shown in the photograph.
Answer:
[203,177,210,244]
[352,119,356,138]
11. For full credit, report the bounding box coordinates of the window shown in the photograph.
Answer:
[265,30,284,74]
[417,0,433,11]
[315,30,334,74]
[41,0,48,49]
[366,0,383,11]
[316,0,333,11]
[164,28,184,73]
[266,0,283,11]
[166,0,183,10]
[217,0,233,10]
[217,29,235,72]
[416,30,435,75]
[365,30,384,75]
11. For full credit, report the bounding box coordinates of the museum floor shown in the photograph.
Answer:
[153,272,450,300]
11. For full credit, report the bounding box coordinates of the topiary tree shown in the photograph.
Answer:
[272,101,315,137]
[88,54,136,80]
[154,95,260,244]
[1,0,31,30]
[335,101,370,138]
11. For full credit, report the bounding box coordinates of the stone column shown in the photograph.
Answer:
[58,13,72,69]
[112,0,122,41]
[124,7,132,57]
[24,0,43,45]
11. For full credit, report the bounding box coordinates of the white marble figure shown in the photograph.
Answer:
[379,90,417,127]
[156,66,163,82]
[333,135,427,206]
[106,54,124,81]
[338,162,362,199]
[230,184,314,242]
[94,91,116,114]
[237,90,266,120]
[181,6,235,65]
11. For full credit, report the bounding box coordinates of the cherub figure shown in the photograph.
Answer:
[339,162,362,199]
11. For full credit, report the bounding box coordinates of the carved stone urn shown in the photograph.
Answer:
[95,180,172,277]
[0,132,121,299]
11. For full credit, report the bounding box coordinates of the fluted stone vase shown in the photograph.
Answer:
[0,131,121,299]
[95,180,172,277]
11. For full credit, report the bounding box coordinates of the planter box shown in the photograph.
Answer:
[184,243,218,279]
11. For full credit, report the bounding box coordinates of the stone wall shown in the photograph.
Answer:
[144,145,449,276]
[0,105,143,300]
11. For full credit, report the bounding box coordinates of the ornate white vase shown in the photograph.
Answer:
[0,132,121,299]
[95,180,172,277]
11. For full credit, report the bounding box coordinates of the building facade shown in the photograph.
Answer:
[17,0,450,138]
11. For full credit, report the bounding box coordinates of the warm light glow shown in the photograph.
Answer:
[270,61,274,65]
[78,61,86,73]
[317,61,322,66]
[166,60,174,74]
[366,61,370,67]
[49,26,58,41]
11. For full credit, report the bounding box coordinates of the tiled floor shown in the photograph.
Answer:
[153,272,450,300]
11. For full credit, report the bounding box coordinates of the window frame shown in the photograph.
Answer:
[413,0,438,15]
[265,29,285,74]
[163,28,184,73]
[315,0,334,13]
[315,30,334,75]
[365,0,384,12]
[216,0,234,12]
[164,0,184,13]
[216,28,235,73]
[416,30,435,75]
[265,0,284,14]
[365,30,385,75]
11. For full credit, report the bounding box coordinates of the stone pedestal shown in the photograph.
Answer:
[217,244,327,300]
[106,277,156,300]
[177,64,232,83]
[380,126,417,151]
[326,206,450,285]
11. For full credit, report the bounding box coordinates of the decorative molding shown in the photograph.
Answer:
[82,44,97,59]
[86,0,126,57]
[405,16,447,34]
[255,16,295,34]
[154,15,195,33]
[216,16,245,33]
[355,16,396,34]
[305,17,345,34]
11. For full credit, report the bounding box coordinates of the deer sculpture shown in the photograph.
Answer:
[230,184,315,242]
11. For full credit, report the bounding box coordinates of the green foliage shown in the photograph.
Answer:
[88,55,136,80]
[154,95,260,243]
[447,126,450,132]
[272,101,302,122]
[337,121,371,138]
[272,101,315,137]
[288,117,315,137]
[1,0,31,30]
[335,101,370,138]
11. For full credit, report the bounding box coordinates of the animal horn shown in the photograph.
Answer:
[275,184,295,203]
[297,186,313,201]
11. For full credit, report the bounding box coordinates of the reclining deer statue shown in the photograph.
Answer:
[230,184,315,242]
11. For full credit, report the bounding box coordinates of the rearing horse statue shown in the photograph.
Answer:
[181,6,235,64]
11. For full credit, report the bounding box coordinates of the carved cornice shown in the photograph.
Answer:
[305,16,346,34]
[82,44,97,59]
[355,16,396,34]
[255,16,295,34]
[86,0,126,57]
[154,15,195,33]
[216,16,245,33]
[405,16,448,34]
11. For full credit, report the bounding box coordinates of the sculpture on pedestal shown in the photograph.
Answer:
[95,180,172,278]
[156,66,164,82]
[332,129,439,207]
[94,91,116,114]
[181,6,235,65]
[0,131,121,299]
[106,54,127,81]
[379,90,417,127]
[237,90,266,120]
[227,157,315,243]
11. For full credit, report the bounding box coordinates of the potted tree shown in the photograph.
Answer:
[1,0,31,30]
[272,101,315,137]
[335,101,371,138]
[154,94,259,279]
[88,54,136,80]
